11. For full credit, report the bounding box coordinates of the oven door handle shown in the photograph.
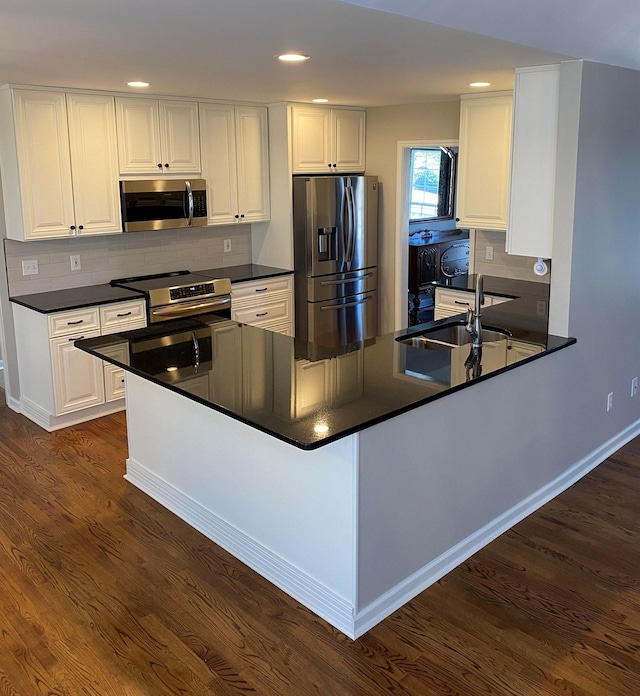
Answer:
[151,297,230,319]
[185,180,194,227]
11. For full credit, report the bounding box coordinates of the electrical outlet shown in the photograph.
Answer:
[632,377,638,397]
[70,255,81,271]
[22,259,38,276]
[224,239,232,253]
[485,246,494,261]
[607,392,614,412]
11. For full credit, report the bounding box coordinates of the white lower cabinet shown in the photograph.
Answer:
[50,328,104,413]
[13,298,146,431]
[231,275,294,335]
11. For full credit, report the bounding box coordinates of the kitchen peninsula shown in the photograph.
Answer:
[76,276,575,638]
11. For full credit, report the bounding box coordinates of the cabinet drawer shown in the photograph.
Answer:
[99,341,130,365]
[435,288,490,312]
[100,299,147,333]
[231,275,292,302]
[104,364,126,402]
[232,294,292,327]
[49,307,100,337]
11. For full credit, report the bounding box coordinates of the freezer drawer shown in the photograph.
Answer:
[307,291,377,347]
[306,267,377,303]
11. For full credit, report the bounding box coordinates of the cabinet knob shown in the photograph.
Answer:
[78,225,84,230]
[234,214,240,219]
[164,163,169,168]
[327,163,332,168]
[157,163,163,169]
[70,225,75,230]
[240,214,245,218]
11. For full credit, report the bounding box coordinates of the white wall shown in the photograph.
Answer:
[356,60,640,615]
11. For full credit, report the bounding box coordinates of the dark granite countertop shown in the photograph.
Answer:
[9,284,145,314]
[75,276,575,451]
[8,265,292,314]
[195,264,292,283]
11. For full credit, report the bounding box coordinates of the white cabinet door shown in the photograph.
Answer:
[332,109,366,172]
[66,93,122,236]
[50,329,105,414]
[116,97,163,174]
[507,64,560,260]
[116,98,200,175]
[209,321,243,411]
[199,103,238,224]
[457,93,513,231]
[200,103,270,225]
[291,105,366,174]
[235,105,270,222]
[158,100,201,173]
[10,90,76,240]
[291,106,332,173]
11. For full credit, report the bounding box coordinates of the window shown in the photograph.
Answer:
[408,147,456,221]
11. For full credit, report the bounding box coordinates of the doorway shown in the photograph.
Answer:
[394,139,459,331]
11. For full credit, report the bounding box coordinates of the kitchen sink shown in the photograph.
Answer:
[398,322,511,350]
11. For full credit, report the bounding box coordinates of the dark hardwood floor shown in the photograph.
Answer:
[1,387,639,695]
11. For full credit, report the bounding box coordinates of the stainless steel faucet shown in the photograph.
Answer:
[465,274,484,348]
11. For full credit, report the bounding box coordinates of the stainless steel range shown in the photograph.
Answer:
[110,270,231,324]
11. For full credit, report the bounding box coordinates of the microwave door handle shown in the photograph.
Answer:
[185,180,194,226]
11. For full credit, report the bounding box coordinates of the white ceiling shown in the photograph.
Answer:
[0,0,637,107]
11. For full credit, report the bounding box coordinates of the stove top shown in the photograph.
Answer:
[110,270,231,307]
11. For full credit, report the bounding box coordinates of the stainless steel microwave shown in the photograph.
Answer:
[120,179,208,232]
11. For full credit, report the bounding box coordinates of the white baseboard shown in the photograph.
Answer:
[18,396,125,431]
[125,458,357,638]
[353,418,640,637]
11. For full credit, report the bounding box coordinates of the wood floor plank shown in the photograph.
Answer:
[1,388,640,695]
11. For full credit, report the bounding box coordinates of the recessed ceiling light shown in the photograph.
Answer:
[312,98,329,103]
[277,53,310,63]
[127,81,150,88]
[469,81,491,88]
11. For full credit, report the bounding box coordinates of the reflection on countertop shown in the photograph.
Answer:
[76,276,575,449]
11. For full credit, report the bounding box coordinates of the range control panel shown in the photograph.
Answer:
[170,282,217,301]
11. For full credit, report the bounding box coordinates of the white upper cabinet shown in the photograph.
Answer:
[199,103,270,225]
[66,93,122,236]
[507,64,560,260]
[456,92,513,231]
[0,88,121,241]
[116,97,201,175]
[291,105,365,174]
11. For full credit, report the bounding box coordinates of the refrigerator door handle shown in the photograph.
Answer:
[319,295,374,311]
[319,272,373,286]
[345,182,356,267]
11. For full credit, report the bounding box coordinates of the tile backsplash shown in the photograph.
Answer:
[473,229,551,283]
[4,225,252,296]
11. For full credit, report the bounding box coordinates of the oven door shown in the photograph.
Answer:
[149,296,231,323]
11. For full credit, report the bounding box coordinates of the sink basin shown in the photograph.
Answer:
[398,322,511,350]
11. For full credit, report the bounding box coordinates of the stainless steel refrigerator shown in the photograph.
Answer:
[293,175,378,347]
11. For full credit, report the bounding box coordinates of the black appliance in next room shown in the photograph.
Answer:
[120,179,208,232]
[110,271,231,324]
